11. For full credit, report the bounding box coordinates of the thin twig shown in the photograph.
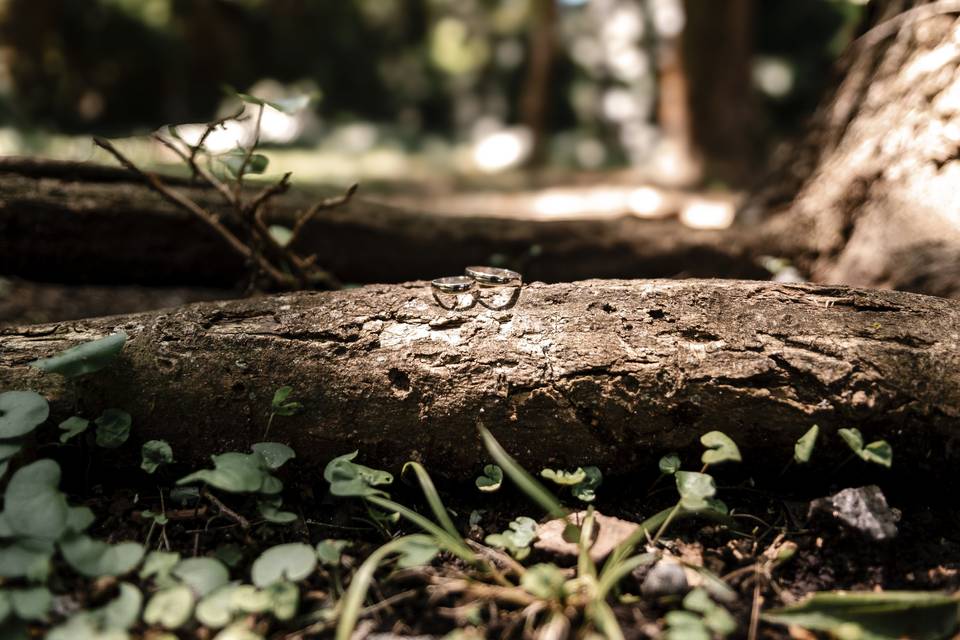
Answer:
[289,183,359,246]
[94,137,294,288]
[202,488,250,530]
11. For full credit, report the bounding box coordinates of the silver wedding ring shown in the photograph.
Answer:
[431,275,475,293]
[464,266,522,286]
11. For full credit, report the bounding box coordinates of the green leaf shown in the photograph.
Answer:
[840,428,864,454]
[251,443,295,470]
[316,540,349,566]
[257,500,297,524]
[540,467,586,485]
[270,387,303,416]
[0,444,21,477]
[95,409,131,448]
[66,506,96,534]
[475,464,503,492]
[0,391,49,438]
[5,459,69,541]
[659,454,681,475]
[665,610,710,640]
[178,453,266,493]
[58,416,90,443]
[683,588,736,636]
[143,585,194,629]
[268,226,293,248]
[571,466,602,502]
[394,536,439,569]
[261,581,299,621]
[520,563,567,600]
[675,471,717,512]
[251,543,317,587]
[172,557,229,597]
[220,149,269,177]
[7,586,52,621]
[861,440,892,468]
[794,424,819,464]
[323,451,393,498]
[214,545,244,568]
[195,584,241,629]
[141,440,173,474]
[140,550,180,582]
[762,590,960,640]
[59,535,144,578]
[0,542,53,580]
[479,425,567,519]
[484,516,537,560]
[95,582,142,631]
[29,332,126,377]
[700,431,742,466]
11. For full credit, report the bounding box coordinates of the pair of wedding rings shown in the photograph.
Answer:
[431,266,523,311]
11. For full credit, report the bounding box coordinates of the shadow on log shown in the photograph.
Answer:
[0,279,957,482]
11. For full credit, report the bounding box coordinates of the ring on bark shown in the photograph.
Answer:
[465,265,522,286]
[431,277,477,311]
[476,283,522,310]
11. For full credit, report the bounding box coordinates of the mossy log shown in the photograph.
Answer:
[0,279,957,481]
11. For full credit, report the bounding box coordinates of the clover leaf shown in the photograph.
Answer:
[0,391,49,439]
[485,516,538,560]
[58,417,90,444]
[323,451,393,498]
[59,534,144,578]
[475,464,503,492]
[172,557,229,597]
[4,459,69,541]
[94,409,131,448]
[141,440,173,474]
[700,431,741,466]
[839,428,892,468]
[270,387,303,417]
[143,585,194,629]
[251,543,317,587]
[675,471,717,512]
[659,454,681,475]
[251,442,295,470]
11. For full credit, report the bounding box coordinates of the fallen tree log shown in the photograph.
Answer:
[0,158,766,287]
[0,280,957,481]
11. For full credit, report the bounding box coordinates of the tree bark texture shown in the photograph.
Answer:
[0,159,766,287]
[757,2,960,298]
[0,280,957,480]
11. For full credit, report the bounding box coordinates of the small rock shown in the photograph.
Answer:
[808,485,900,541]
[533,511,640,562]
[640,559,689,598]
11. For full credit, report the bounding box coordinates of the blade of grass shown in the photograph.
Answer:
[403,462,460,541]
[479,425,567,519]
[366,495,474,563]
[336,534,428,640]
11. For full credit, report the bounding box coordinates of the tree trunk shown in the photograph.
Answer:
[0,159,766,287]
[756,1,960,298]
[1,280,957,481]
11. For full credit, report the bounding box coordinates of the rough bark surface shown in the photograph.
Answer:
[1,280,957,480]
[0,160,765,287]
[758,2,960,298]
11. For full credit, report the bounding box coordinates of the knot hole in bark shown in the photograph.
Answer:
[388,368,412,398]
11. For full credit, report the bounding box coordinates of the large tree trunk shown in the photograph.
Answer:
[1,280,957,481]
[756,1,960,298]
[0,159,766,287]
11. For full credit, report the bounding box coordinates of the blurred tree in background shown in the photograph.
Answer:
[0,0,865,184]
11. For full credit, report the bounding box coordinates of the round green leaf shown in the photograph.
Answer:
[659,453,682,475]
[251,543,317,587]
[0,391,49,438]
[676,471,717,512]
[10,586,53,621]
[0,542,53,580]
[475,464,503,492]
[141,440,174,474]
[59,535,144,578]
[29,332,127,377]
[520,563,566,600]
[323,451,393,497]
[315,540,348,566]
[143,585,194,629]
[195,584,241,629]
[251,443,295,470]
[172,557,229,597]
[95,409,131,449]
[95,582,142,631]
[5,459,68,541]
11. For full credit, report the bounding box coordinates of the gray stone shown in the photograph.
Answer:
[640,560,689,598]
[808,485,900,541]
